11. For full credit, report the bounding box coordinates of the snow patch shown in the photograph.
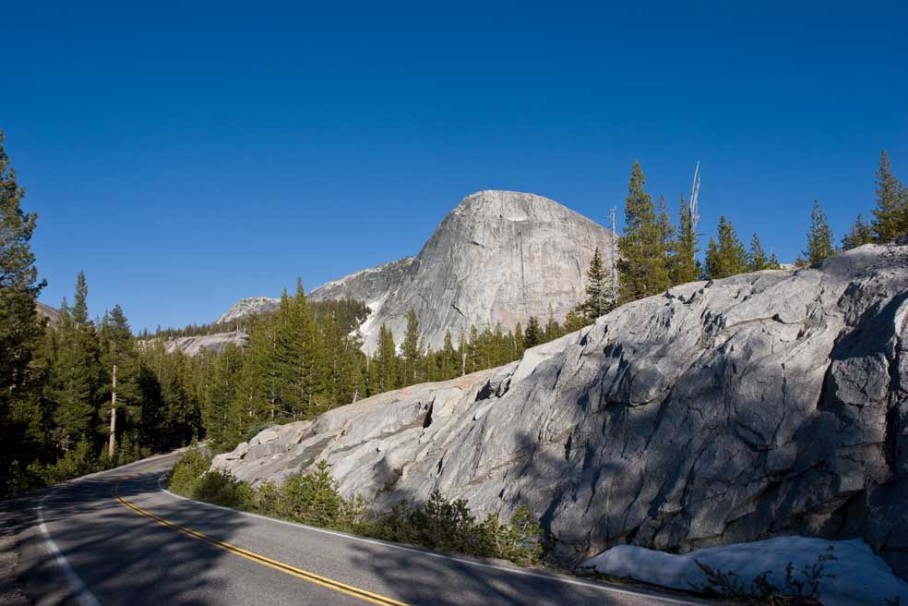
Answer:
[355,292,390,342]
[580,537,908,606]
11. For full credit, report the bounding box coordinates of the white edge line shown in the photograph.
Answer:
[37,490,102,606]
[155,477,700,606]
[33,450,186,606]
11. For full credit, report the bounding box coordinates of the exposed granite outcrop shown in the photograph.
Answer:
[308,190,615,354]
[214,243,908,577]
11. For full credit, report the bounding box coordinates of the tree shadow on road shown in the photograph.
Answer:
[3,467,249,606]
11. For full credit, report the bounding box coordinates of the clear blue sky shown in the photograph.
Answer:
[2,1,906,332]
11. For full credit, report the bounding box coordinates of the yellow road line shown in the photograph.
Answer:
[113,489,408,606]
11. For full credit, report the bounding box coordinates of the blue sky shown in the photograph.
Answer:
[2,1,906,332]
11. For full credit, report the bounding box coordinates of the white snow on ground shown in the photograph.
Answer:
[352,292,390,341]
[580,537,908,606]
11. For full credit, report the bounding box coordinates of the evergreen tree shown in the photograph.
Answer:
[657,194,675,266]
[202,343,243,448]
[872,150,908,241]
[562,309,588,333]
[0,130,46,487]
[372,325,397,393]
[47,274,103,453]
[439,331,457,380]
[842,213,874,250]
[747,233,769,271]
[285,281,327,419]
[803,200,835,264]
[99,305,141,456]
[618,162,670,303]
[705,216,747,279]
[669,194,698,285]
[578,247,610,321]
[466,325,479,373]
[400,309,421,386]
[513,323,525,357]
[543,307,562,341]
[524,316,542,349]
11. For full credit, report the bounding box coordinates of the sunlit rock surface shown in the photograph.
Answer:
[215,243,908,578]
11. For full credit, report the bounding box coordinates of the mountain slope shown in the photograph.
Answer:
[216,296,280,325]
[215,242,908,578]
[310,190,615,353]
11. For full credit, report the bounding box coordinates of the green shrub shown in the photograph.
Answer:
[193,469,247,508]
[276,460,362,529]
[168,453,545,567]
[167,448,213,496]
[364,490,543,565]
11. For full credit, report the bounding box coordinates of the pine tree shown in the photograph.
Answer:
[803,200,835,264]
[747,233,769,271]
[563,309,587,333]
[842,213,874,250]
[99,304,141,456]
[543,307,562,341]
[47,273,103,453]
[657,194,675,263]
[202,343,243,448]
[439,331,457,380]
[466,325,479,374]
[669,194,698,285]
[871,150,908,241]
[524,317,542,349]
[372,324,397,392]
[578,247,610,321]
[513,323,524,358]
[400,309,421,386]
[618,162,670,303]
[705,216,747,279]
[0,130,46,486]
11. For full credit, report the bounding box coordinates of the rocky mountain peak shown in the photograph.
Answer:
[310,189,616,354]
[216,296,280,325]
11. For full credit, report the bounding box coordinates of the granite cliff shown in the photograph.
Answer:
[214,242,908,578]
[214,190,615,355]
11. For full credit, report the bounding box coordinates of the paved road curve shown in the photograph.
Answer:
[19,453,704,606]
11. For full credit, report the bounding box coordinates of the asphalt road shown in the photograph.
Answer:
[14,453,705,606]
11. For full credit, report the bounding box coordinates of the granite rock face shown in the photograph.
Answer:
[214,191,614,355]
[213,243,908,577]
[309,258,415,305]
[162,332,246,356]
[311,190,615,354]
[216,297,280,325]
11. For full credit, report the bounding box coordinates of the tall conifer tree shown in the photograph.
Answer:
[670,194,698,285]
[842,213,874,250]
[872,150,908,241]
[401,309,421,386]
[618,162,670,303]
[747,234,769,271]
[803,200,835,264]
[0,130,45,485]
[578,247,610,320]
[705,216,747,279]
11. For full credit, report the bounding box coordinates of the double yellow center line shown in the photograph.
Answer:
[114,488,407,606]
